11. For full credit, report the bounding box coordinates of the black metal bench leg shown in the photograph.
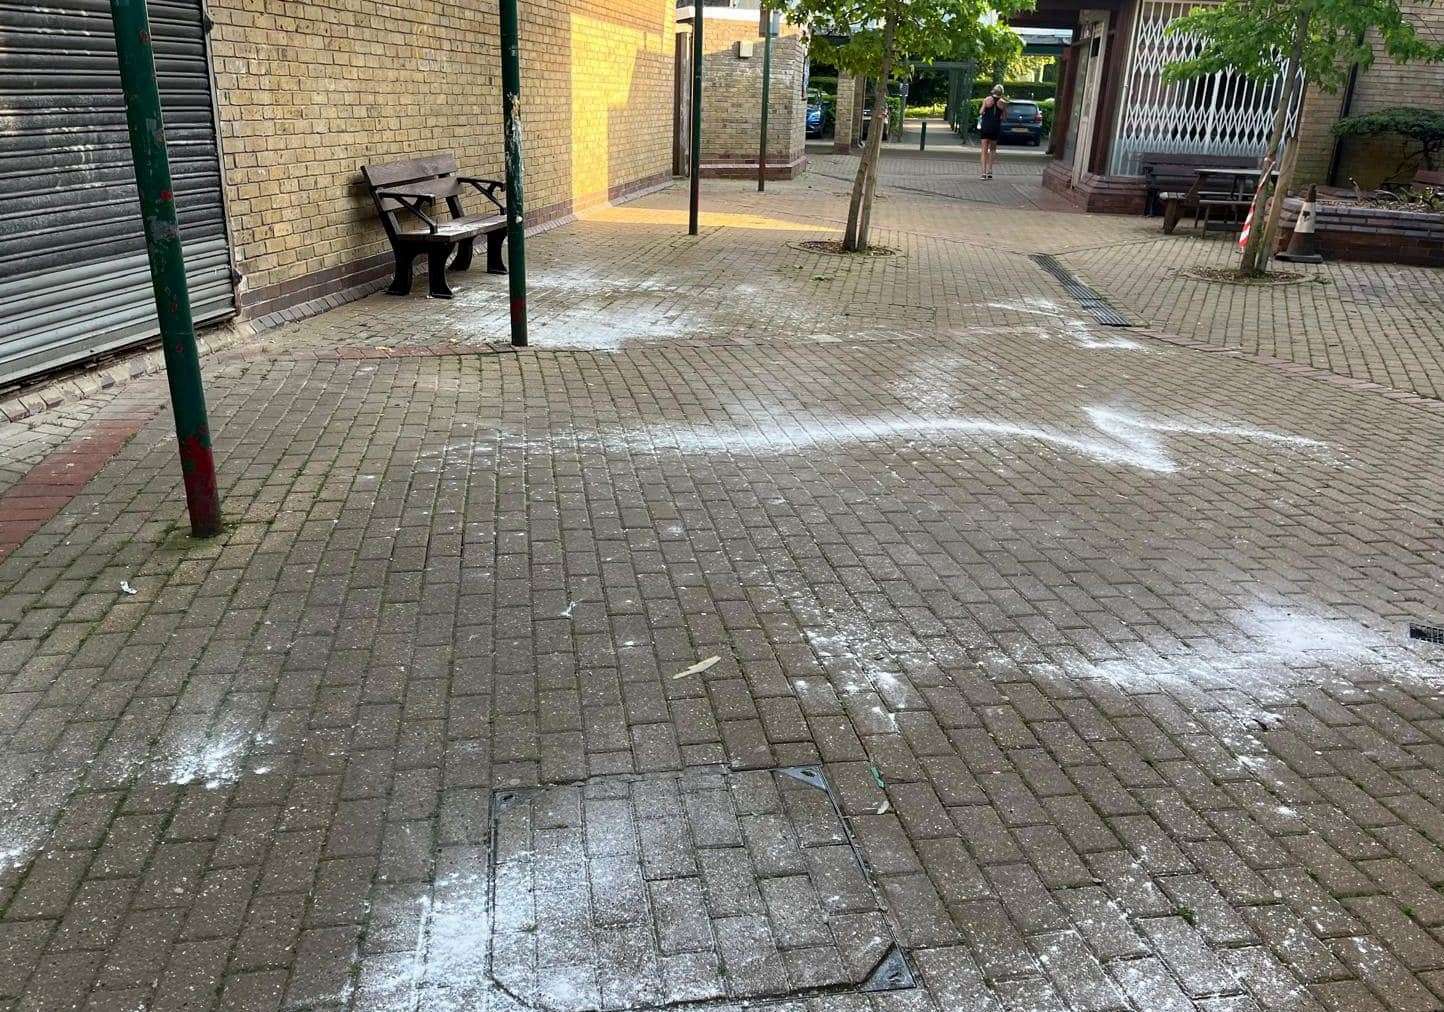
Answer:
[387,247,417,296]
[486,231,507,275]
[451,239,474,272]
[427,247,454,299]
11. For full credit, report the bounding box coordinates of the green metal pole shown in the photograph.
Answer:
[109,0,220,538]
[758,8,772,192]
[689,6,703,234]
[499,0,528,346]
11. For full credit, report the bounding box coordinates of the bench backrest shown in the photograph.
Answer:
[361,153,465,237]
[1140,152,1257,188]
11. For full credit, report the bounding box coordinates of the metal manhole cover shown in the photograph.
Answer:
[485,767,912,1010]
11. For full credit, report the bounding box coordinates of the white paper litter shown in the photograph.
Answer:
[119,581,137,595]
[671,656,721,679]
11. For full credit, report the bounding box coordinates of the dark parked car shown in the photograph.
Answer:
[806,101,825,137]
[999,100,1044,146]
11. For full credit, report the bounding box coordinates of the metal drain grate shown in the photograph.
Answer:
[1030,253,1134,327]
[1411,623,1444,645]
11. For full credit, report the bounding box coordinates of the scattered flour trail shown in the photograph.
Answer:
[1064,604,1442,694]
[979,298,1146,350]
[590,405,1326,475]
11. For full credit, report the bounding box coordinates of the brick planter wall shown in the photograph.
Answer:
[1278,197,1444,267]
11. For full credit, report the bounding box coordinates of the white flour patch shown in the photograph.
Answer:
[170,735,246,789]
[1063,605,1442,695]
[584,405,1326,475]
[983,296,1070,317]
[359,893,434,1012]
[419,868,496,1001]
[169,730,270,789]
[0,826,45,874]
[977,298,1146,350]
[795,601,920,716]
[0,765,84,875]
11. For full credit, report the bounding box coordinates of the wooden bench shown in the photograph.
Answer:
[1140,152,1257,217]
[361,153,508,299]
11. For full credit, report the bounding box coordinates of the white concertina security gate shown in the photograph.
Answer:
[1109,0,1298,177]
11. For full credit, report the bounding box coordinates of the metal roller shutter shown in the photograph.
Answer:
[0,0,236,384]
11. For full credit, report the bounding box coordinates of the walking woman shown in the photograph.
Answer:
[978,84,1006,180]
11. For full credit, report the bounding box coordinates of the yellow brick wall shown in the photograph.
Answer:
[685,13,806,166]
[1292,84,1346,187]
[206,0,675,311]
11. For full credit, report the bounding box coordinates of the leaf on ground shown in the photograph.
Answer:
[671,656,721,680]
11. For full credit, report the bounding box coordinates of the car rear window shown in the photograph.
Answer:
[1008,102,1038,114]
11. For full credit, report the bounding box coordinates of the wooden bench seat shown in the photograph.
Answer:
[392,213,507,241]
[361,154,508,299]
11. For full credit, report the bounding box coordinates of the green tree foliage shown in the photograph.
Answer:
[1163,0,1444,90]
[1161,0,1444,273]
[777,0,1031,249]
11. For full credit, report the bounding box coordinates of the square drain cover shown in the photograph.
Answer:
[485,767,911,1010]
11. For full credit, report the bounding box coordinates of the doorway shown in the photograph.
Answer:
[1070,11,1110,186]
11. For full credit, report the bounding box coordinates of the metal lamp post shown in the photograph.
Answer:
[108,0,221,537]
[758,7,773,192]
[499,0,528,346]
[689,4,703,234]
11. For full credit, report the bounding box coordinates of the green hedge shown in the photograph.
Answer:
[972,79,1056,102]
[905,103,947,119]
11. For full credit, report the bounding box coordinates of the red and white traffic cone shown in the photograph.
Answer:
[1276,184,1325,264]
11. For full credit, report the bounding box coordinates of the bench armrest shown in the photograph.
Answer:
[459,177,506,211]
[375,190,440,234]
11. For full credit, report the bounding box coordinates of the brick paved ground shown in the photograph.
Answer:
[2,152,1444,1012]
[810,147,1079,211]
[1058,235,1444,401]
[0,398,119,498]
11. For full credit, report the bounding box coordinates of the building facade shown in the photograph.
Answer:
[1,0,676,384]
[1036,0,1444,212]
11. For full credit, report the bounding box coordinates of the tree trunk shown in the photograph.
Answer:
[843,81,871,249]
[1240,8,1309,274]
[1257,105,1304,270]
[846,15,896,251]
[859,139,880,241]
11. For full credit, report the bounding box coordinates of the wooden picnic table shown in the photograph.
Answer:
[1161,166,1278,235]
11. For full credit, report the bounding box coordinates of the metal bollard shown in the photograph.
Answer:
[920,121,927,151]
